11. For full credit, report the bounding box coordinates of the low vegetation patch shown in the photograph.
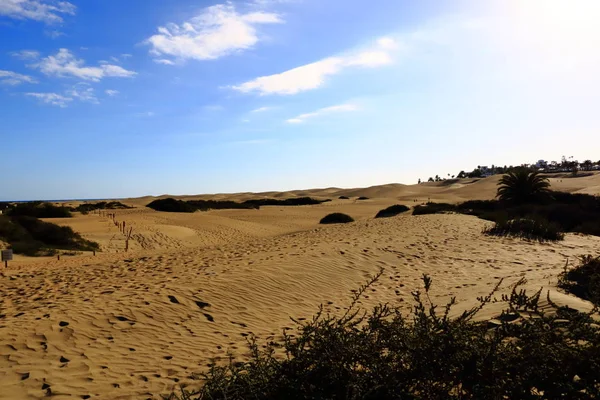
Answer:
[375,204,410,218]
[319,213,354,224]
[483,217,564,242]
[412,202,455,215]
[148,197,330,213]
[75,201,133,213]
[357,196,370,200]
[0,215,99,256]
[338,196,350,200]
[169,273,600,400]
[558,255,600,306]
[147,198,197,213]
[6,201,72,218]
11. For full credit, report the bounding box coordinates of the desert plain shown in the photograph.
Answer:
[1,173,600,399]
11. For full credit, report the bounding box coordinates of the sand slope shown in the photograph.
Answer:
[1,174,600,399]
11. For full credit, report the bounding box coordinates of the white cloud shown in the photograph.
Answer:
[44,29,64,38]
[154,58,175,65]
[25,92,72,107]
[286,103,358,124]
[32,49,137,81]
[146,3,283,63]
[67,85,98,104]
[10,49,40,60]
[105,89,119,96]
[377,37,399,50]
[231,37,398,95]
[251,106,272,112]
[0,0,75,23]
[0,69,37,85]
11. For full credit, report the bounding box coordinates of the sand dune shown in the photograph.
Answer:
[1,174,600,399]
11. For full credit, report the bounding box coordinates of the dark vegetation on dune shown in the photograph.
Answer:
[338,196,350,200]
[6,201,73,218]
[169,271,600,400]
[319,213,354,224]
[75,201,132,214]
[413,169,600,240]
[559,255,600,306]
[0,215,99,256]
[357,196,370,200]
[375,204,410,218]
[147,197,331,213]
[484,217,565,242]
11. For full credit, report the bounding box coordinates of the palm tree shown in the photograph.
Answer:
[497,168,551,204]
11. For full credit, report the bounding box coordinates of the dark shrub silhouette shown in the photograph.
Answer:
[338,196,350,200]
[559,255,600,305]
[497,168,551,204]
[168,273,600,400]
[320,213,354,224]
[147,198,196,213]
[375,204,410,218]
[7,202,72,218]
[75,201,132,213]
[483,217,564,242]
[412,202,455,215]
[357,196,369,200]
[0,215,99,256]
[188,200,258,211]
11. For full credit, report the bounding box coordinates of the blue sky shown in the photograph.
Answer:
[1,0,599,200]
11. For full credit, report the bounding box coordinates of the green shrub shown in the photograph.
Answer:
[558,255,600,306]
[168,273,600,400]
[7,202,72,218]
[375,204,410,218]
[75,201,132,213]
[320,213,354,224]
[483,217,564,242]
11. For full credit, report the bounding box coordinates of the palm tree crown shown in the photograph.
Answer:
[497,168,551,204]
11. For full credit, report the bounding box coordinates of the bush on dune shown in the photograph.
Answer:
[338,196,350,200]
[357,196,370,200]
[243,197,328,207]
[0,215,99,256]
[483,217,564,242]
[168,273,600,400]
[319,213,354,224]
[412,202,456,215]
[75,201,133,213]
[375,204,410,218]
[147,198,197,213]
[558,255,600,306]
[7,201,72,218]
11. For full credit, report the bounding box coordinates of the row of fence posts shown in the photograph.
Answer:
[100,210,133,252]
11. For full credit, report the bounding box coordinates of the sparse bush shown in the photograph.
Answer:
[338,196,350,200]
[319,213,354,224]
[169,273,600,400]
[558,255,600,306]
[75,201,133,213]
[375,204,410,218]
[7,202,72,218]
[483,217,564,242]
[357,196,369,200]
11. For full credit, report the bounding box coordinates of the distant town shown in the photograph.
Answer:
[420,156,600,183]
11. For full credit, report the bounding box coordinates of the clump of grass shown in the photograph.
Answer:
[412,202,456,215]
[483,217,564,242]
[168,272,600,400]
[558,255,600,306]
[319,213,354,224]
[375,204,410,218]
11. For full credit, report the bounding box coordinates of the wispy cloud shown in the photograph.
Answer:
[10,49,40,60]
[154,58,175,65]
[105,89,119,96]
[0,0,75,23]
[31,49,136,81]
[0,69,37,85]
[25,92,72,107]
[286,103,358,124]
[251,106,272,112]
[231,37,397,95]
[67,84,98,104]
[44,29,64,38]
[146,3,283,63]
